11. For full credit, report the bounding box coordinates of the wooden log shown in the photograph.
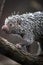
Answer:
[0,36,43,65]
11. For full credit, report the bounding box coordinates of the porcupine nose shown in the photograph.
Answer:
[2,25,9,33]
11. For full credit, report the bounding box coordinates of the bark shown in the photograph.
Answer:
[0,36,43,65]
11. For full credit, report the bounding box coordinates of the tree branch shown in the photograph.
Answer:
[0,36,43,65]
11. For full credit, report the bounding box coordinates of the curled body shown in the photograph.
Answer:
[2,11,43,55]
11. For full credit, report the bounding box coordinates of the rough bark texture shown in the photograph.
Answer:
[0,36,43,65]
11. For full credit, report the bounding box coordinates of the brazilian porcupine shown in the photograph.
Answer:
[2,11,43,55]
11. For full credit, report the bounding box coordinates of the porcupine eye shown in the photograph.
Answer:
[10,23,12,26]
[9,22,14,27]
